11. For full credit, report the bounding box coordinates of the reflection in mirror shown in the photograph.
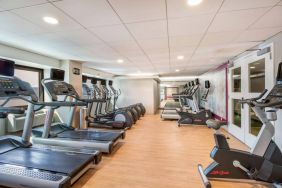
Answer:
[232,67,241,92]
[232,99,241,128]
[249,59,265,93]
[249,108,263,136]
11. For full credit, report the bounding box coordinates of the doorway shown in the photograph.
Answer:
[228,45,274,147]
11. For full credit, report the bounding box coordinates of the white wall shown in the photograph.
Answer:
[114,78,158,114]
[0,43,60,68]
[153,80,160,113]
[199,66,227,120]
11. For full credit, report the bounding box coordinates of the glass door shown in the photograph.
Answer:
[228,66,245,141]
[228,45,273,146]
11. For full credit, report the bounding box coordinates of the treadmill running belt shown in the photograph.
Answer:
[57,130,121,142]
[0,147,94,177]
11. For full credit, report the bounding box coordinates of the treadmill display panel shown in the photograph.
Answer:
[0,59,15,77]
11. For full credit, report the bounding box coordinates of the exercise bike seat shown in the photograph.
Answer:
[206,119,226,130]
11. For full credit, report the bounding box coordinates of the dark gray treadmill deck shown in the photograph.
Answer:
[57,130,122,142]
[0,147,94,177]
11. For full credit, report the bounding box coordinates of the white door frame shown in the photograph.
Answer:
[228,44,274,146]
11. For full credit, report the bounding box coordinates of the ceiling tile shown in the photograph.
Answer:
[108,0,166,23]
[280,1,282,5]
[127,20,167,40]
[221,0,279,12]
[24,33,77,47]
[168,14,214,36]
[235,27,282,42]
[250,6,282,29]
[169,35,203,48]
[84,43,120,58]
[0,0,47,10]
[132,59,151,65]
[56,29,103,46]
[208,8,269,32]
[90,24,133,42]
[170,46,196,53]
[201,31,241,46]
[109,41,141,53]
[138,38,168,49]
[0,11,45,36]
[12,3,82,32]
[167,0,222,18]
[195,42,260,59]
[54,0,121,27]
[120,50,145,59]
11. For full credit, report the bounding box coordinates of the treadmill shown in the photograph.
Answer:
[32,68,125,153]
[0,59,101,188]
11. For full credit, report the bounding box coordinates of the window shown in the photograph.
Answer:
[15,65,44,102]
[249,59,265,93]
[232,99,241,128]
[232,67,241,92]
[249,107,263,136]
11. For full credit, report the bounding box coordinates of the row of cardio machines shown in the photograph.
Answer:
[0,59,146,188]
[161,78,212,126]
[176,79,212,126]
[81,76,146,129]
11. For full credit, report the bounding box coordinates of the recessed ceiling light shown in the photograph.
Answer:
[117,59,124,63]
[43,16,59,25]
[250,66,256,69]
[177,55,184,60]
[175,69,180,72]
[187,0,203,6]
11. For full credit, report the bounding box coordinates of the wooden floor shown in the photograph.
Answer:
[73,114,270,188]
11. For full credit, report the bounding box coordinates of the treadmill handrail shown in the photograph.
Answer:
[1,96,88,108]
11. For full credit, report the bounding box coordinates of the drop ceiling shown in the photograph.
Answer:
[0,0,281,76]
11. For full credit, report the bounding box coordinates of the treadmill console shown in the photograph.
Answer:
[0,77,38,101]
[44,81,79,101]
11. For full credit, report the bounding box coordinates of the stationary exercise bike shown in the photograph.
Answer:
[177,79,212,126]
[198,62,282,188]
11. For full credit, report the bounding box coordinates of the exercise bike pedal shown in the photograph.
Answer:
[233,160,258,179]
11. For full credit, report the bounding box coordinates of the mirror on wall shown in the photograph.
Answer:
[159,81,189,108]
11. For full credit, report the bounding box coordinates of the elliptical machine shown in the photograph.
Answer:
[177,79,212,126]
[198,62,282,188]
[84,78,133,129]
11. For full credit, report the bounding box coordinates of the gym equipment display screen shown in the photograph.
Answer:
[50,69,65,81]
[205,80,210,88]
[0,59,15,76]
[82,75,88,83]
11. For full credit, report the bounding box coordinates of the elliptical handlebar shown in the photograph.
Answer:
[252,100,282,108]
[239,89,268,105]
